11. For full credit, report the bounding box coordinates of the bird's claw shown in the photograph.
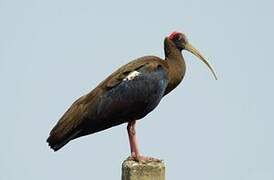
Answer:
[128,155,162,163]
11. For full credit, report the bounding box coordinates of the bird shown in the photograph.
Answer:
[47,31,217,162]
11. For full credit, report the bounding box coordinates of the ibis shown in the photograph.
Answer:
[47,31,217,162]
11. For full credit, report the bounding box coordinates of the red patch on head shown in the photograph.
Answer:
[168,31,181,40]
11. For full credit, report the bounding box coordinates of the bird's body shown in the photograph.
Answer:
[47,32,216,159]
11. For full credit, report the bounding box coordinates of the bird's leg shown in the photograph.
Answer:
[127,120,140,158]
[127,120,161,163]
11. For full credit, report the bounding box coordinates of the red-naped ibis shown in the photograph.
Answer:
[47,31,217,161]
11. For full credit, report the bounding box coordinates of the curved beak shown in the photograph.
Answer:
[184,43,218,80]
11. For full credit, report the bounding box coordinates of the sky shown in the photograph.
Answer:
[1,0,274,179]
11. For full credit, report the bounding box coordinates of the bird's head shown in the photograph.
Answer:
[168,31,217,80]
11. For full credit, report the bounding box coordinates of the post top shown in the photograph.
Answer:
[122,157,165,170]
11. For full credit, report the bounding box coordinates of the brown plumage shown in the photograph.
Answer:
[47,32,217,156]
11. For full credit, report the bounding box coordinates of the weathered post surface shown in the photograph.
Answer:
[122,158,165,180]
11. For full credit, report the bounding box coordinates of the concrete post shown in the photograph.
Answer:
[122,158,165,180]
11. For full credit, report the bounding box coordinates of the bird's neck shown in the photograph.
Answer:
[164,38,186,95]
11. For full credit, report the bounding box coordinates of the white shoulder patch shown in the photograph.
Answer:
[123,71,141,81]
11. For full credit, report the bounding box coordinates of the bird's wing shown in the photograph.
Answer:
[47,56,167,151]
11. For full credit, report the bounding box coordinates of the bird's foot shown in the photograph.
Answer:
[128,155,162,163]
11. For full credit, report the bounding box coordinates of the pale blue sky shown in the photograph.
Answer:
[1,0,274,180]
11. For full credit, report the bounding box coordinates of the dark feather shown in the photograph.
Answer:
[47,56,169,151]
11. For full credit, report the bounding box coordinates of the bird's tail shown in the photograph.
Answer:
[46,130,80,151]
